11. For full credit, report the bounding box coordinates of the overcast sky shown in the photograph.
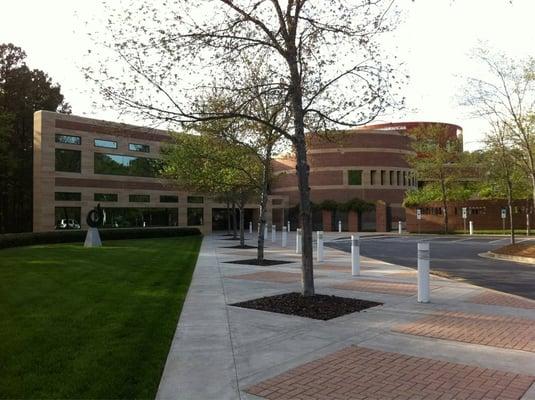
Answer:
[1,0,534,150]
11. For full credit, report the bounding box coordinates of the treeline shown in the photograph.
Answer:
[0,43,70,233]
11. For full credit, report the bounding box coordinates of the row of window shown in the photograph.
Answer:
[348,169,416,186]
[55,192,204,204]
[54,149,162,178]
[56,134,150,153]
[55,206,205,228]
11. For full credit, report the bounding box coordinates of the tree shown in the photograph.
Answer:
[87,0,404,296]
[0,43,70,233]
[463,48,535,222]
[481,124,530,243]
[406,124,468,233]
[161,131,262,247]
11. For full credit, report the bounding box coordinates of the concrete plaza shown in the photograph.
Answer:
[156,232,535,400]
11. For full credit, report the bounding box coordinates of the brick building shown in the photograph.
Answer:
[270,122,462,232]
[33,111,462,233]
[33,111,263,233]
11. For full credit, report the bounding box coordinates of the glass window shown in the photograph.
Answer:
[187,196,204,204]
[348,170,362,185]
[94,139,118,149]
[55,207,81,229]
[187,207,204,225]
[370,170,377,185]
[55,134,81,145]
[99,207,178,228]
[55,192,81,201]
[55,149,81,173]
[94,153,162,177]
[160,195,179,203]
[129,143,150,153]
[129,194,150,203]
[94,193,118,202]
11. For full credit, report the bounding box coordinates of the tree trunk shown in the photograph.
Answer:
[226,200,231,234]
[239,200,245,248]
[232,202,237,239]
[440,179,448,234]
[507,181,515,244]
[257,147,272,264]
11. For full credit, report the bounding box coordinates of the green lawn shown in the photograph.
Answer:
[0,236,202,399]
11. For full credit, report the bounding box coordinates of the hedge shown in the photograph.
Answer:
[0,227,202,250]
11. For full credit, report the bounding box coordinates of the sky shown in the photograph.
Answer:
[1,0,534,151]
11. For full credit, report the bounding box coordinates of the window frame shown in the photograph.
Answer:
[55,134,81,145]
[94,139,118,149]
[128,143,150,153]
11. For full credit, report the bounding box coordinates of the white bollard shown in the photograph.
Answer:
[338,220,342,233]
[316,231,324,262]
[288,220,291,232]
[264,225,268,240]
[282,226,287,247]
[296,228,302,254]
[398,221,402,234]
[469,221,474,235]
[272,224,276,242]
[351,235,360,276]
[417,242,430,303]
[257,223,260,234]
[249,221,252,234]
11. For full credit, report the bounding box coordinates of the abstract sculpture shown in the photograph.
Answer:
[84,204,106,247]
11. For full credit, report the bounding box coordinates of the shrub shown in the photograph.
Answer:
[0,227,201,250]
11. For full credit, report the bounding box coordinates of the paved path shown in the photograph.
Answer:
[328,235,535,299]
[157,232,535,400]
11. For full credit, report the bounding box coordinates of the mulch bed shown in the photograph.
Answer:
[223,245,257,249]
[230,292,382,320]
[494,243,535,258]
[224,258,292,266]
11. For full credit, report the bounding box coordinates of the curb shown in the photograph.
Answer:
[479,251,535,265]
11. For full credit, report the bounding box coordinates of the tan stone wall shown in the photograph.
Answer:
[33,111,258,234]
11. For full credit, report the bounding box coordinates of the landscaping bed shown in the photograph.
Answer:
[494,242,535,258]
[0,236,201,399]
[225,258,292,266]
[231,292,382,320]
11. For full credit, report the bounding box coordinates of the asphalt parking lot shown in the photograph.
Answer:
[327,235,535,300]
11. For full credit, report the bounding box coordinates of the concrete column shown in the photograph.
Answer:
[469,221,474,235]
[271,224,276,242]
[417,242,430,303]
[398,221,402,234]
[351,235,360,276]
[264,225,268,240]
[338,220,342,232]
[316,231,324,263]
[348,211,359,232]
[296,228,302,254]
[322,210,332,232]
[282,226,287,247]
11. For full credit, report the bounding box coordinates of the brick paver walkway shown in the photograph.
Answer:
[246,346,535,400]
[330,279,419,296]
[468,291,535,310]
[228,271,303,283]
[394,311,535,352]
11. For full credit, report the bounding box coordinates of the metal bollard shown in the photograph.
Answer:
[296,228,302,254]
[351,235,360,276]
[417,242,430,303]
[282,226,287,247]
[271,224,276,242]
[317,231,324,262]
[249,221,252,234]
[338,220,342,233]
[398,221,402,234]
[469,221,474,235]
[288,220,291,232]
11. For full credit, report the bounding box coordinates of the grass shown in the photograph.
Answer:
[0,236,202,399]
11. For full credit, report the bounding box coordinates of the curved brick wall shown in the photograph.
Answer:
[271,123,462,213]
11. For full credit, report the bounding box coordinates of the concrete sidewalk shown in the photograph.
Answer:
[157,232,535,400]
